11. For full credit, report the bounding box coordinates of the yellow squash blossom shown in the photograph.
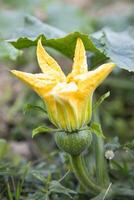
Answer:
[11,38,115,132]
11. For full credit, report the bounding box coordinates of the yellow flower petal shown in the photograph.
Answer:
[76,62,116,95]
[37,38,66,81]
[72,38,88,73]
[67,38,87,82]
[11,70,58,97]
[44,96,59,126]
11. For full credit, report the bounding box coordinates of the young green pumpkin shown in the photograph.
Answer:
[11,38,115,155]
[55,129,92,155]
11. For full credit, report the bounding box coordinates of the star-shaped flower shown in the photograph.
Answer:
[11,38,115,132]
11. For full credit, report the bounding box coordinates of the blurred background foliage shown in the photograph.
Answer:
[0,0,134,199]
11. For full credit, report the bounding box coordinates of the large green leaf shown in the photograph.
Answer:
[4,15,105,67]
[0,12,65,40]
[0,13,105,66]
[0,12,66,61]
[1,13,134,71]
[0,39,22,60]
[9,16,134,71]
[93,29,134,72]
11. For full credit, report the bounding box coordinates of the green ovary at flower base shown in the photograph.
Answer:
[55,129,92,155]
[11,38,116,133]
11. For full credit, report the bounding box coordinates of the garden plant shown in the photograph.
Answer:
[10,33,134,199]
[0,1,134,200]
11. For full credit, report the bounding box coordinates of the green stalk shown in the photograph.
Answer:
[70,154,101,194]
[94,135,109,187]
[93,109,109,187]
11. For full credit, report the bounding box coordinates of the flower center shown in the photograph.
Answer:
[50,81,78,95]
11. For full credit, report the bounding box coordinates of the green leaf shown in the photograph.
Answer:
[94,29,134,72]
[0,12,65,40]
[23,103,46,114]
[0,39,22,60]
[9,15,105,67]
[32,126,55,138]
[49,180,76,198]
[1,14,105,66]
[1,13,134,70]
[90,122,105,138]
[93,91,110,110]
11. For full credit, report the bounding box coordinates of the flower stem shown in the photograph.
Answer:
[69,154,101,194]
